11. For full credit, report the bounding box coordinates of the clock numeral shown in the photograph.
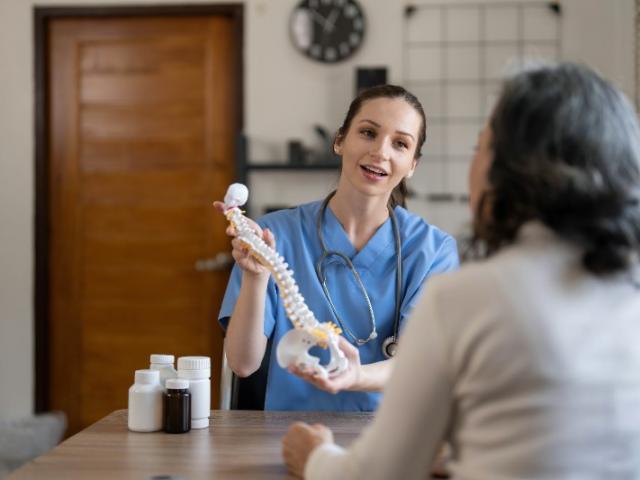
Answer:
[325,47,337,61]
[310,44,322,58]
[349,32,360,46]
[344,4,357,18]
[353,18,364,31]
[339,42,350,56]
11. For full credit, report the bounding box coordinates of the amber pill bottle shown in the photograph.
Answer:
[164,378,191,434]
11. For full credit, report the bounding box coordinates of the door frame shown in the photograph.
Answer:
[33,3,244,413]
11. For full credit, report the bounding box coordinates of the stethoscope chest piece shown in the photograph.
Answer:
[382,336,398,359]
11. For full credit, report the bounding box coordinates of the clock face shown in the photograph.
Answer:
[290,0,366,64]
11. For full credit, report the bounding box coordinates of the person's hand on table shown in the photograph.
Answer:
[282,422,334,478]
[288,336,361,394]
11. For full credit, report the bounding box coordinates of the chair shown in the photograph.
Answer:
[219,340,272,410]
[0,412,66,475]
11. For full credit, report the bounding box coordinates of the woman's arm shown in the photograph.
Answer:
[355,358,393,392]
[224,271,270,377]
[283,280,453,479]
[214,201,275,377]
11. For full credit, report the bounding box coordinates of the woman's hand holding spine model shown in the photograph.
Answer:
[213,200,272,377]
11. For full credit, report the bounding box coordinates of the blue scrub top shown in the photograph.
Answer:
[218,200,459,412]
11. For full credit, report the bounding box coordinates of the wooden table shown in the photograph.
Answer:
[10,410,373,479]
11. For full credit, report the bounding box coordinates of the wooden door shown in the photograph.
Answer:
[47,15,237,434]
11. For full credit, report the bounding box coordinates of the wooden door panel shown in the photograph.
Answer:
[83,235,205,265]
[81,108,204,141]
[81,74,206,105]
[79,36,207,71]
[83,205,211,236]
[49,15,237,434]
[81,140,207,171]
[83,171,215,205]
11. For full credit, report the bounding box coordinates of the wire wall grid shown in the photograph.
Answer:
[403,2,561,203]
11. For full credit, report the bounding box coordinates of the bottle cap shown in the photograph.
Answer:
[150,354,175,365]
[177,356,211,379]
[177,356,210,371]
[134,369,160,385]
[166,378,189,390]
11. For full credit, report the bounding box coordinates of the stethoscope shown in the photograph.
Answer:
[315,192,402,359]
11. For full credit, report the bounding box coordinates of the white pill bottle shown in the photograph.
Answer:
[128,369,164,432]
[177,356,210,429]
[149,354,177,387]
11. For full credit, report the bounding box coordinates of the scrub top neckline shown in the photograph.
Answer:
[322,203,397,270]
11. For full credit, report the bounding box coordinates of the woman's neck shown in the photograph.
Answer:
[328,188,390,251]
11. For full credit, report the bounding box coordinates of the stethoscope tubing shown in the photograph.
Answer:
[315,192,402,357]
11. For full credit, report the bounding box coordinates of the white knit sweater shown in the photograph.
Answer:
[306,222,640,480]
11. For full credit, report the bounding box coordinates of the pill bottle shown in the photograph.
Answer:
[177,356,210,429]
[164,378,191,434]
[128,369,163,432]
[150,354,177,387]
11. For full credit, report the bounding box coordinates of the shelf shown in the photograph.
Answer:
[246,163,340,171]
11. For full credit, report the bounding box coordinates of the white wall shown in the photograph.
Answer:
[0,0,38,421]
[0,0,635,420]
[562,0,635,98]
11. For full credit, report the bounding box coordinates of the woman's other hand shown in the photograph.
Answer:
[289,337,362,394]
[282,422,334,478]
[213,201,275,277]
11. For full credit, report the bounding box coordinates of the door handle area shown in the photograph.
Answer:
[194,252,234,272]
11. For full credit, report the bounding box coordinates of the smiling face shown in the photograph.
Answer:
[334,97,422,202]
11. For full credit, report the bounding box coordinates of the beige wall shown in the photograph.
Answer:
[562,0,635,98]
[0,0,634,419]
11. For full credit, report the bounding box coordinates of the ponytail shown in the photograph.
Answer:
[388,179,408,209]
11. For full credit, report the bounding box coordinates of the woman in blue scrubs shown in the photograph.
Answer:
[217,85,459,412]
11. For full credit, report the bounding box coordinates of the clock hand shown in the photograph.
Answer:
[325,8,339,33]
[308,9,331,30]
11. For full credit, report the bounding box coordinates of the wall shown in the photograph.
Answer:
[0,0,635,419]
[563,0,635,97]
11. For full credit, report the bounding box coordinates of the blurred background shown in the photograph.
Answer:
[0,0,635,475]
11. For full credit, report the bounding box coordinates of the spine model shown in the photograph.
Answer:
[220,184,348,379]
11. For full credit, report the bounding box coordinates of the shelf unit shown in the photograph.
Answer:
[235,134,338,182]
[235,134,339,215]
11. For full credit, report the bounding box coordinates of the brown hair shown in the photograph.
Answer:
[335,84,427,209]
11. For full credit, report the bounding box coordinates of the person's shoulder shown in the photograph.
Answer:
[415,259,499,334]
[256,200,321,233]
[426,250,520,310]
[258,200,319,223]
[430,258,490,289]
[394,206,457,252]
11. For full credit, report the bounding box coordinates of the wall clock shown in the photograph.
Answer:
[290,0,366,63]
